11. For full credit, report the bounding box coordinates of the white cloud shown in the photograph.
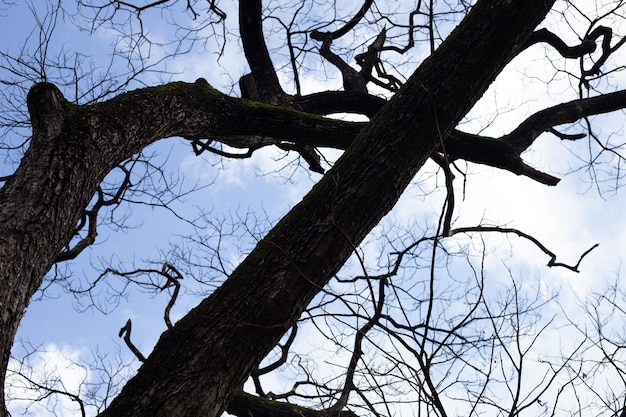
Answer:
[6,343,90,417]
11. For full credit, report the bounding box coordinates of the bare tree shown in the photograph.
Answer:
[2,0,626,416]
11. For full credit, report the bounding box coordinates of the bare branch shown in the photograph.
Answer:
[118,319,146,363]
[503,89,626,152]
[161,262,183,330]
[450,226,599,272]
[239,0,284,103]
[525,28,598,59]
[310,0,375,42]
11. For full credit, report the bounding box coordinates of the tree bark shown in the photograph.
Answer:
[239,0,285,103]
[0,1,558,416]
[0,0,559,414]
[0,81,359,417]
[226,391,359,417]
[94,1,556,416]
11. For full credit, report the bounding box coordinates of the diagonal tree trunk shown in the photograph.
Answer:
[0,1,556,416]
[96,1,556,416]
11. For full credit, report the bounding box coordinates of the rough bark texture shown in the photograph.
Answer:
[94,1,556,416]
[227,391,359,417]
[0,80,359,417]
[0,84,102,411]
[0,1,577,416]
[239,0,285,103]
[5,0,626,413]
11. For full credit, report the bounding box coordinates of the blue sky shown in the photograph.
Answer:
[3,0,626,415]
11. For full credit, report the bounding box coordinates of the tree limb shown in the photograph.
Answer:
[450,226,599,272]
[503,89,626,152]
[310,0,374,42]
[118,320,146,362]
[98,2,558,416]
[239,0,284,103]
[227,391,359,417]
[524,28,598,58]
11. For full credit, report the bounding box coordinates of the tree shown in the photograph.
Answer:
[2,0,626,416]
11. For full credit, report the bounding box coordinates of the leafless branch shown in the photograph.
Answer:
[118,319,146,363]
[451,226,599,272]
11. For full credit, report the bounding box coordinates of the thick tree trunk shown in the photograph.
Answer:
[0,82,360,417]
[0,1,555,416]
[95,2,555,417]
[0,84,104,415]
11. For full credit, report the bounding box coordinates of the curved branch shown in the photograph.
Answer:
[523,26,626,79]
[503,89,626,152]
[581,26,616,77]
[161,262,183,330]
[239,0,284,103]
[227,390,359,417]
[318,35,368,93]
[118,319,146,362]
[256,324,298,376]
[450,226,599,272]
[310,0,375,41]
[56,166,132,262]
[192,139,263,159]
[524,28,598,58]
[315,28,388,93]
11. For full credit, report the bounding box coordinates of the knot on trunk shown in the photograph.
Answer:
[26,82,67,142]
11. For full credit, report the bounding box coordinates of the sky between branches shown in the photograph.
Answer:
[3,0,626,415]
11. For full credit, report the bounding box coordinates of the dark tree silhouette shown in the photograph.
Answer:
[2,0,626,416]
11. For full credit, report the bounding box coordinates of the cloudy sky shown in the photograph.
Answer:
[3,0,626,415]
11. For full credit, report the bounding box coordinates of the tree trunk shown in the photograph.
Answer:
[0,1,558,416]
[95,2,555,417]
[0,84,105,415]
[1,1,557,415]
[0,81,359,417]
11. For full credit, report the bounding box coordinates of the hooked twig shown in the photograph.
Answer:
[119,319,146,362]
[451,226,599,272]
[160,262,183,329]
